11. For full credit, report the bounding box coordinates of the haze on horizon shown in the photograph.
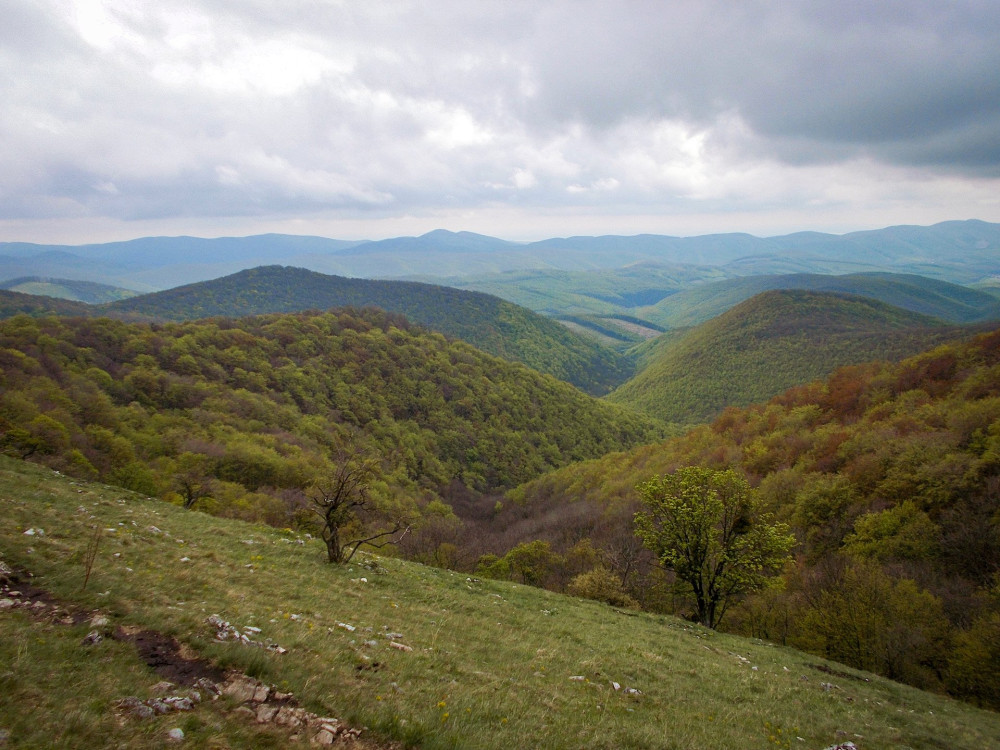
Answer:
[3,1,999,246]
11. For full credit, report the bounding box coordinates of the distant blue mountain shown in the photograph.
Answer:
[2,220,998,290]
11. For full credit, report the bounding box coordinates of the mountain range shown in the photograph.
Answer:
[3,219,999,291]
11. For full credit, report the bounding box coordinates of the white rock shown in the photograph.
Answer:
[167,727,184,742]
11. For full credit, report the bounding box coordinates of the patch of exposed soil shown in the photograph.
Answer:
[113,626,225,686]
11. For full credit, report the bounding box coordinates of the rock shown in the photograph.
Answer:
[0,599,15,610]
[164,697,194,711]
[223,676,258,703]
[118,697,156,720]
[148,698,171,715]
[195,677,221,696]
[312,728,336,746]
[81,630,104,646]
[256,705,280,723]
[151,681,175,694]
[252,684,271,703]
[90,614,110,628]
[388,642,412,652]
[167,728,184,742]
[275,705,306,728]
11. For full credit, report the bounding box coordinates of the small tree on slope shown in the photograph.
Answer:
[635,466,795,629]
[309,449,410,564]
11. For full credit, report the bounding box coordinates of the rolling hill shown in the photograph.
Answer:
[606,290,975,424]
[101,266,632,395]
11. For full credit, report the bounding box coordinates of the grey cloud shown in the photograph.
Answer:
[2,0,999,233]
[519,1,1000,173]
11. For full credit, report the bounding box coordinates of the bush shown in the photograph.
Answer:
[567,566,638,608]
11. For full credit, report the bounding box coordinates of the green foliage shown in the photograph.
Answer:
[635,467,795,628]
[843,501,940,562]
[566,565,638,608]
[794,560,950,690]
[0,309,661,533]
[947,611,1000,709]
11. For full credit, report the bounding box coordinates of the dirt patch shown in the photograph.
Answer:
[113,627,226,686]
[0,563,91,625]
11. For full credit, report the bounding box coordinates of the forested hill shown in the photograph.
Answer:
[607,289,976,424]
[0,309,663,520]
[640,271,1000,330]
[496,324,1000,707]
[0,288,91,318]
[102,265,631,395]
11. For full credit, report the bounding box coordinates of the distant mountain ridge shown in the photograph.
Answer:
[3,220,998,290]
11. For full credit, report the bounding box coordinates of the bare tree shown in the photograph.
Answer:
[309,449,410,564]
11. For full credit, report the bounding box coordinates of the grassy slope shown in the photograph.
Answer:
[606,290,972,424]
[1,456,997,750]
[102,266,631,396]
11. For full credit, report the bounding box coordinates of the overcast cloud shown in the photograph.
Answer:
[2,0,999,243]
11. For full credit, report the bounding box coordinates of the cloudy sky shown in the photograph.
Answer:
[3,0,999,244]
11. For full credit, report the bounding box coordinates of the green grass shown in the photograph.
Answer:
[1,455,998,749]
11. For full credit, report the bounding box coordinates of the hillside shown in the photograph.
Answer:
[2,455,998,749]
[102,266,631,395]
[641,272,1000,330]
[0,309,661,526]
[485,325,1000,708]
[606,290,971,424]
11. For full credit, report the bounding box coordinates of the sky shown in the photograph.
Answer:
[2,0,1000,245]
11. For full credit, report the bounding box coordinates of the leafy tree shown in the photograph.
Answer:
[635,466,795,628]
